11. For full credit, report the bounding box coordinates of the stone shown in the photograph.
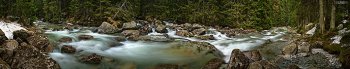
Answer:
[79,53,103,64]
[27,35,54,52]
[248,61,263,69]
[9,45,60,69]
[202,58,225,69]
[58,37,73,43]
[197,35,215,40]
[122,30,140,36]
[137,35,172,42]
[192,24,204,29]
[248,60,279,69]
[122,21,139,30]
[227,49,251,69]
[13,30,30,42]
[176,30,191,37]
[250,50,262,61]
[192,28,206,35]
[1,40,19,57]
[282,42,298,55]
[297,42,311,53]
[154,64,179,69]
[0,58,10,69]
[78,35,94,40]
[114,36,126,42]
[98,22,119,34]
[61,45,76,54]
[286,64,300,69]
[155,24,168,33]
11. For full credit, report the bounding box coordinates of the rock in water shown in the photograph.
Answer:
[156,24,167,33]
[192,28,206,35]
[202,58,225,69]
[197,35,215,40]
[78,35,94,40]
[61,45,76,54]
[227,49,251,69]
[176,30,191,37]
[98,22,119,34]
[58,37,73,43]
[122,21,139,30]
[79,54,103,64]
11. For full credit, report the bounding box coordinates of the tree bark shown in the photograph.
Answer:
[319,0,325,34]
[330,0,336,31]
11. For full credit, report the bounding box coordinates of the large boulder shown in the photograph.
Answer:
[26,35,54,52]
[173,42,224,58]
[61,45,76,54]
[137,35,172,42]
[79,53,103,64]
[245,50,262,62]
[155,24,167,33]
[0,58,10,69]
[201,58,225,69]
[97,22,119,34]
[248,60,278,69]
[282,42,298,55]
[0,40,19,62]
[9,45,60,69]
[153,64,179,69]
[192,28,206,35]
[122,21,139,30]
[227,49,251,69]
[78,35,94,40]
[176,30,191,37]
[13,30,31,42]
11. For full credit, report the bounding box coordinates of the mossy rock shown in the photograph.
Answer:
[323,44,344,54]
[339,48,350,68]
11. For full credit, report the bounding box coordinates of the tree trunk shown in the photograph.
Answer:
[319,0,325,34]
[330,0,336,31]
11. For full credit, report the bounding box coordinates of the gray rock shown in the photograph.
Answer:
[176,30,191,37]
[156,24,168,33]
[61,45,76,54]
[192,28,206,35]
[98,22,119,34]
[122,21,139,30]
[227,49,251,69]
[197,35,215,40]
[78,35,94,40]
[283,42,298,55]
[122,30,140,36]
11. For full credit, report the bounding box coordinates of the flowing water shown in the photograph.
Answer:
[44,23,290,69]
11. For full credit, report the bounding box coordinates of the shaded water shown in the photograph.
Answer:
[45,25,289,68]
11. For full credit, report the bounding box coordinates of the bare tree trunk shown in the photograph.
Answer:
[319,0,325,34]
[330,0,336,31]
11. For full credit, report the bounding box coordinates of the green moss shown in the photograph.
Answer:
[339,48,350,68]
[323,44,345,54]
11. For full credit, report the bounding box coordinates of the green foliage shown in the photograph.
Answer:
[0,0,301,29]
